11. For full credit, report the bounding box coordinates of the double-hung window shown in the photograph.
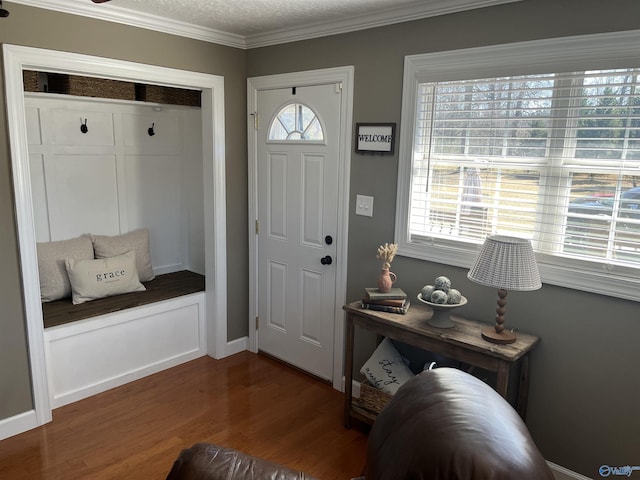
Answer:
[395,31,640,301]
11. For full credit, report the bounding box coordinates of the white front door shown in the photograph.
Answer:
[256,83,342,380]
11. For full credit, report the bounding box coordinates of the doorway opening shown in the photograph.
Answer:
[2,44,227,438]
[247,66,354,391]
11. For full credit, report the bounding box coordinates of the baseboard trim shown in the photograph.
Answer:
[0,410,38,441]
[51,349,205,408]
[352,379,361,397]
[548,461,593,480]
[225,336,248,357]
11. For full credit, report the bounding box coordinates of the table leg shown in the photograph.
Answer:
[343,315,355,428]
[517,355,530,420]
[495,361,510,399]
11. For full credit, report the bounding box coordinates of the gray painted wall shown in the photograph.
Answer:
[0,2,247,418]
[246,1,640,477]
[1,0,639,478]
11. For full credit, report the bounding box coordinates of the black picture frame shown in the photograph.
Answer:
[355,123,396,154]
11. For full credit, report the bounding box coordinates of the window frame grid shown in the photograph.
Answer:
[394,30,640,302]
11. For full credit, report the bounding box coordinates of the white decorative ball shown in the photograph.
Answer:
[434,276,451,293]
[421,285,435,299]
[447,289,462,304]
[430,290,448,304]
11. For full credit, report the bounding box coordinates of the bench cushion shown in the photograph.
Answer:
[91,228,155,281]
[65,250,146,305]
[37,235,94,302]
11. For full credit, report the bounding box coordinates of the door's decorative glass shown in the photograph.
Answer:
[268,103,324,142]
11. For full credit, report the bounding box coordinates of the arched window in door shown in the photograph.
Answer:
[268,103,324,142]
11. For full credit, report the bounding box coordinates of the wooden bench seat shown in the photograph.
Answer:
[42,270,207,407]
[42,270,205,329]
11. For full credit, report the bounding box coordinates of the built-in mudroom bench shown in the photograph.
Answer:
[43,271,206,408]
[42,270,205,329]
[24,77,209,408]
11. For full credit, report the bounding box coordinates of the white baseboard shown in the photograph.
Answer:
[45,294,207,408]
[1,335,244,442]
[0,410,38,442]
[352,379,361,397]
[225,336,248,357]
[549,461,593,480]
[1,368,591,480]
[51,349,205,408]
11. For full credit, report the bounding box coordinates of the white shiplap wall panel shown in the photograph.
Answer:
[25,94,204,274]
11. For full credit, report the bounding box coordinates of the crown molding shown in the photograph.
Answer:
[10,0,247,49]
[10,0,522,50]
[244,0,522,49]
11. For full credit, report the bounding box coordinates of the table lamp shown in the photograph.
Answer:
[467,235,541,344]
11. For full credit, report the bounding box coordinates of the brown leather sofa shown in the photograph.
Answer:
[365,367,553,479]
[166,367,553,479]
[165,443,317,480]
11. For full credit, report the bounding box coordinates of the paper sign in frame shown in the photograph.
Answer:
[355,123,396,154]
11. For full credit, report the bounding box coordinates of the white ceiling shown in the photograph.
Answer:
[11,0,521,49]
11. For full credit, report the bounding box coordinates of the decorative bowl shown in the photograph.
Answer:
[417,293,467,328]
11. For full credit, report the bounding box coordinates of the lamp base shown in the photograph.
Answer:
[481,326,517,345]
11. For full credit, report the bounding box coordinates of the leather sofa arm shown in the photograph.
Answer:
[165,443,318,480]
[365,367,554,480]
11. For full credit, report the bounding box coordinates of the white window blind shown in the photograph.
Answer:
[395,31,640,302]
[411,70,640,268]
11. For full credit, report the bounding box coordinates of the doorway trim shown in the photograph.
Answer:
[247,66,354,391]
[2,44,227,437]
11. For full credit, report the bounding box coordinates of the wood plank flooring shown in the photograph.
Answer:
[0,352,368,479]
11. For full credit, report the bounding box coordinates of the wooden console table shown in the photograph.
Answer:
[343,301,540,427]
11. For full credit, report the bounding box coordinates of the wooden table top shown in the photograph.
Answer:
[344,300,539,363]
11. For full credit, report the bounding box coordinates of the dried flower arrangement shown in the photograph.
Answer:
[376,243,398,270]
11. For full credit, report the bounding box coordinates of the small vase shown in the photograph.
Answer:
[377,268,397,293]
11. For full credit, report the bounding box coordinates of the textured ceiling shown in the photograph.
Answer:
[104,0,441,36]
[10,0,522,48]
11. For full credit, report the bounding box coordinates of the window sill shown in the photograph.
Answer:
[397,237,640,303]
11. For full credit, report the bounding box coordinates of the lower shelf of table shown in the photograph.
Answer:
[349,399,380,425]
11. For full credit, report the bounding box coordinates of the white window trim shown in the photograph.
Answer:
[395,30,640,302]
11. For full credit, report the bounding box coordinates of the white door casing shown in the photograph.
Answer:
[256,84,340,381]
[247,67,354,390]
[2,44,227,439]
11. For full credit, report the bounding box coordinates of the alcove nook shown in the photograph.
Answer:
[23,70,209,408]
[3,46,227,440]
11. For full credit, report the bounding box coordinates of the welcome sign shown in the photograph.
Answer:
[356,123,396,154]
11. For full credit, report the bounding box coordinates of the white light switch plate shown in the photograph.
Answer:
[356,195,374,217]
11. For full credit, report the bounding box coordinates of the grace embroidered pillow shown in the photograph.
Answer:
[37,235,95,302]
[65,250,146,305]
[360,337,414,395]
[91,228,155,282]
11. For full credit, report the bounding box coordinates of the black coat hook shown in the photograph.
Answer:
[0,1,10,18]
[148,123,155,136]
[80,119,88,134]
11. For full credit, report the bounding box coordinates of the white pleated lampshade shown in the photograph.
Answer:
[467,235,541,291]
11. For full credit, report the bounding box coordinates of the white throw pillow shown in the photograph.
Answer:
[360,337,415,395]
[65,250,146,305]
[37,236,95,302]
[91,228,155,282]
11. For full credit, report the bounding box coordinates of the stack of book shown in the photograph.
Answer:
[361,287,409,314]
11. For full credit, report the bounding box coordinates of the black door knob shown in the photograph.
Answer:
[320,255,333,265]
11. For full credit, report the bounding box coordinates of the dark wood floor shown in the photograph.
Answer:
[0,352,368,479]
